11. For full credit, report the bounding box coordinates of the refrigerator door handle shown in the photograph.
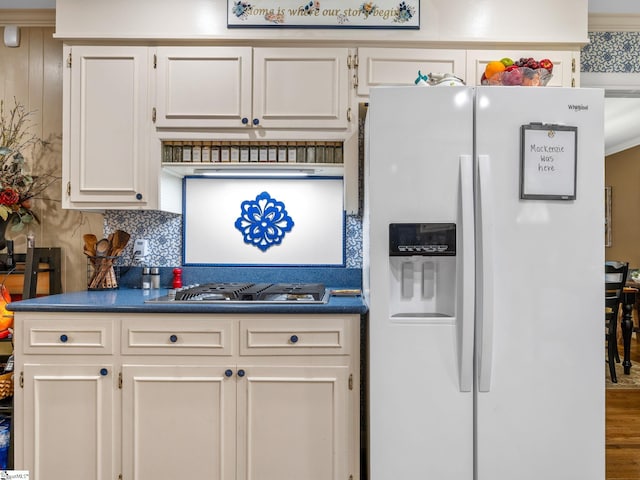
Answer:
[459,154,475,392]
[477,154,495,392]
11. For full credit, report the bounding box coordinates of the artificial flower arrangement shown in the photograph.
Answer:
[0,98,56,233]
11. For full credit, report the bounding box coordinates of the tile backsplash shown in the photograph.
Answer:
[104,210,363,268]
[104,210,182,266]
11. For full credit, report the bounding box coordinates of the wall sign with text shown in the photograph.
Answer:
[228,0,420,28]
[520,123,578,200]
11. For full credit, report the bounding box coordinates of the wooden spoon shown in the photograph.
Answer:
[108,230,131,288]
[95,238,110,256]
[90,238,112,289]
[83,233,97,257]
[109,230,131,257]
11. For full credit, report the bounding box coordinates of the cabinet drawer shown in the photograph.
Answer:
[23,318,114,355]
[240,316,352,356]
[122,317,234,355]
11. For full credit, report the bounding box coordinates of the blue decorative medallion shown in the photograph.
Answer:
[234,192,294,252]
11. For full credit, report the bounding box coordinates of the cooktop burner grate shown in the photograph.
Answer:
[154,282,328,304]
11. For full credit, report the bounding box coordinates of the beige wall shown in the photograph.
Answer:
[0,26,103,293]
[605,145,640,268]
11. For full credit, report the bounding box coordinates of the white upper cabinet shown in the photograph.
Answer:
[466,50,576,87]
[154,47,252,129]
[252,48,349,129]
[64,45,152,208]
[356,48,467,96]
[356,48,576,94]
[154,47,350,129]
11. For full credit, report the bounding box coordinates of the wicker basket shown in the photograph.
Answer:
[0,372,13,400]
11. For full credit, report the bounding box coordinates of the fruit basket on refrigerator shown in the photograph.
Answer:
[481,57,553,86]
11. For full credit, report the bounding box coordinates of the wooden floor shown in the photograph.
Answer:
[607,343,640,480]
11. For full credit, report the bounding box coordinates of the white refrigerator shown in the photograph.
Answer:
[363,86,605,480]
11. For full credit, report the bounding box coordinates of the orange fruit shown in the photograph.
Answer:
[485,61,506,79]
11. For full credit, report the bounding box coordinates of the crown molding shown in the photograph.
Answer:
[0,10,635,35]
[0,10,636,34]
[0,9,55,27]
[588,13,640,32]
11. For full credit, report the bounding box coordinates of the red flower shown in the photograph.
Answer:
[0,188,19,206]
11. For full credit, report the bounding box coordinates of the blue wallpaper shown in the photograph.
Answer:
[582,32,640,72]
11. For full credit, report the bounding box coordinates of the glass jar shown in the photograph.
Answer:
[259,145,268,163]
[268,142,278,162]
[278,142,288,163]
[296,142,307,163]
[249,144,259,163]
[239,142,250,162]
[231,143,241,162]
[334,143,343,164]
[287,142,297,163]
[192,142,202,162]
[163,142,174,162]
[315,142,325,163]
[306,144,316,163]
[182,144,192,162]
[220,142,230,162]
[173,142,183,162]
[202,143,212,162]
[325,142,335,163]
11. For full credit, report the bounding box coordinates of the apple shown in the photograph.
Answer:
[538,58,553,73]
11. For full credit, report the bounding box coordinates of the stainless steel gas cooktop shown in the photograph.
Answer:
[146,282,329,304]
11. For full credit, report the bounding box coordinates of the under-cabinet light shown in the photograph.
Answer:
[194,168,317,177]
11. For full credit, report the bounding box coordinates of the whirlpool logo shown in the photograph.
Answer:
[568,104,589,111]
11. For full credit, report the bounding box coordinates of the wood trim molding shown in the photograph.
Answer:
[0,9,55,27]
[1,10,633,35]
[589,13,640,32]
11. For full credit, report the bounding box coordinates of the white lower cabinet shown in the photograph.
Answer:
[237,365,351,480]
[15,313,360,480]
[121,365,235,480]
[21,363,116,480]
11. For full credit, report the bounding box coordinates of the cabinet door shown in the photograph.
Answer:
[66,45,150,206]
[253,48,350,129]
[121,365,236,480]
[356,48,466,96]
[236,365,352,480]
[466,50,576,87]
[154,47,252,128]
[21,363,116,480]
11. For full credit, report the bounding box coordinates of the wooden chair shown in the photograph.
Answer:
[0,246,62,300]
[21,247,62,300]
[606,261,629,383]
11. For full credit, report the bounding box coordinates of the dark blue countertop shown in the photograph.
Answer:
[7,267,368,315]
[7,287,367,314]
